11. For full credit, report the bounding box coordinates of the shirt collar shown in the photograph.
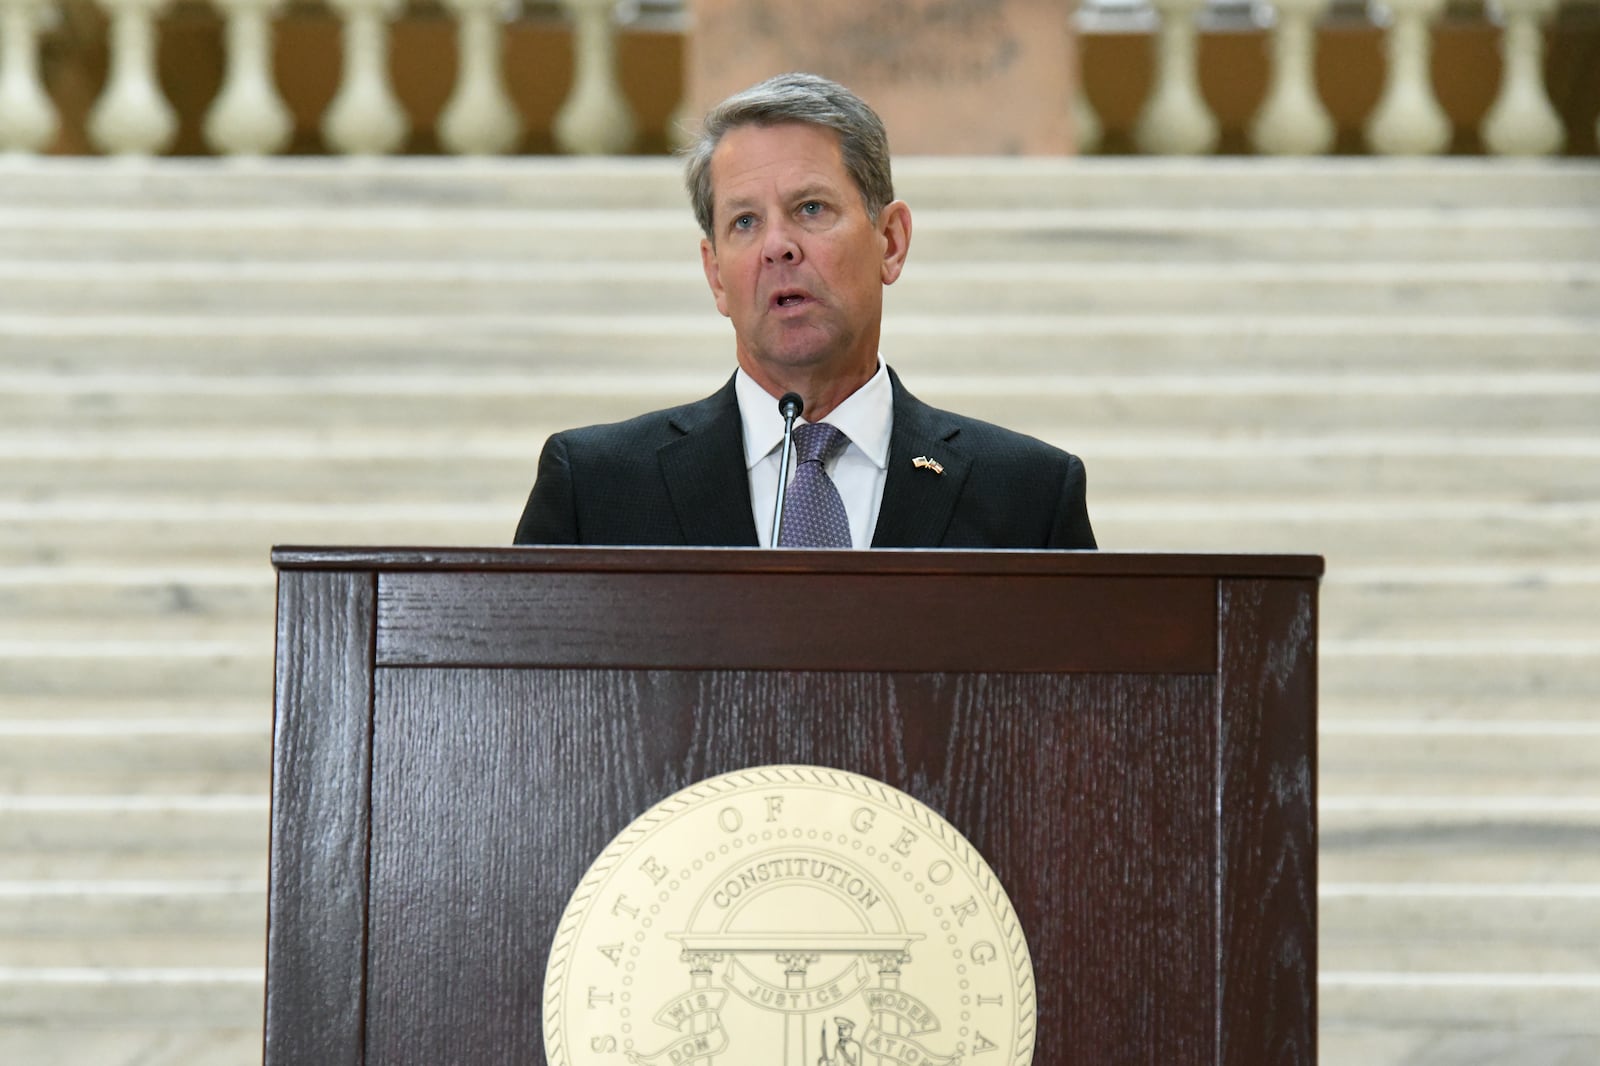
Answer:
[736,359,893,470]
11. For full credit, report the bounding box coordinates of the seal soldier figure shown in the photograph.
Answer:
[819,1017,861,1066]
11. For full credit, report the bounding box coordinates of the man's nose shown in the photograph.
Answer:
[762,218,801,263]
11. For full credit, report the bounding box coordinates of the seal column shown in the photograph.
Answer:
[684,951,722,1065]
[776,952,818,1065]
[869,952,912,1040]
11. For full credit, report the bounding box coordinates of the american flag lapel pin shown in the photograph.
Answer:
[912,456,944,475]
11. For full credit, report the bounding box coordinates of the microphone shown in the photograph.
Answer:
[769,392,804,546]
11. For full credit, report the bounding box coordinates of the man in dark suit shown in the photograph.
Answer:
[515,73,1094,550]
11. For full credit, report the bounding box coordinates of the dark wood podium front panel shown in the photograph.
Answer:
[267,549,1319,1066]
[364,669,1215,1063]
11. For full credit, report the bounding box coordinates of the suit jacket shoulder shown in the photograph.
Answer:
[875,369,1096,549]
[513,375,759,546]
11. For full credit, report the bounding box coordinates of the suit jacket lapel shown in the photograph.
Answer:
[872,368,971,548]
[658,375,760,547]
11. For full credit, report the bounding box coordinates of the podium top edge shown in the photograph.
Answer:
[270,546,1325,580]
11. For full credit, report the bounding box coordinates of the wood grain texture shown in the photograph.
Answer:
[1216,578,1319,1065]
[375,571,1215,674]
[265,570,376,1066]
[362,667,1218,1064]
[266,553,1321,1065]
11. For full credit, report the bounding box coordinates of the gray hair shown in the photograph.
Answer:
[683,72,895,241]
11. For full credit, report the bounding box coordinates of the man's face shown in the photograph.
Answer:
[699,122,910,394]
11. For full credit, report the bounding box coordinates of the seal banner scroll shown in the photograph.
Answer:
[725,958,869,1014]
[625,1020,728,1065]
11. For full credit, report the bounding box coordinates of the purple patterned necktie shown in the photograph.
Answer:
[778,422,853,548]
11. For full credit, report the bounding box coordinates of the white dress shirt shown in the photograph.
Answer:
[736,360,893,549]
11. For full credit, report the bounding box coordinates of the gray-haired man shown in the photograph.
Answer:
[515,73,1095,550]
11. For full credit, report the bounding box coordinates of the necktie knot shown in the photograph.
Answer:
[792,422,847,466]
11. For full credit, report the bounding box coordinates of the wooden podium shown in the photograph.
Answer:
[266,548,1320,1065]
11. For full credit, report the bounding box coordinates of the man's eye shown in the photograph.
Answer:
[801,202,823,215]
[733,214,755,229]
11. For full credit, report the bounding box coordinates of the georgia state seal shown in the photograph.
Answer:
[543,765,1035,1066]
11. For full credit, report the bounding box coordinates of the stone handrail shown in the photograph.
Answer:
[0,0,1585,155]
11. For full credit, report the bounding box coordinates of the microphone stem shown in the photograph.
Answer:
[770,410,799,546]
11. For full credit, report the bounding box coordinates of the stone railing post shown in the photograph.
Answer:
[554,0,635,154]
[438,0,521,154]
[1073,80,1102,154]
[1481,0,1564,155]
[87,0,177,154]
[1365,0,1451,154]
[204,0,292,155]
[1134,0,1219,154]
[0,0,57,151]
[322,0,408,154]
[1250,0,1335,154]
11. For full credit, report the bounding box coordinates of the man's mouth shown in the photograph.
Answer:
[772,290,810,309]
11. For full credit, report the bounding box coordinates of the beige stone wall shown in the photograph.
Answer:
[685,0,1076,154]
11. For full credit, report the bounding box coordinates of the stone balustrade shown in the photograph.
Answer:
[0,0,1589,155]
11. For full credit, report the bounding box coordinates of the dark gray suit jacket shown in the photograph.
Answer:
[513,368,1095,549]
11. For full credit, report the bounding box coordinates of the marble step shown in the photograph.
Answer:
[0,647,273,701]
[0,725,269,796]
[1323,695,1600,726]
[2,157,1597,211]
[7,568,1594,644]
[1322,808,1600,886]
[35,884,1600,966]
[5,320,1595,370]
[0,994,1592,1066]
[1320,731,1600,799]
[4,261,1596,318]
[2,628,1590,689]
[0,695,267,726]
[6,881,1593,969]
[0,882,265,968]
[6,207,1595,264]
[1319,976,1600,1033]
[0,572,274,642]
[1,999,1591,1066]
[1320,1026,1600,1066]
[7,446,1598,506]
[1318,571,1600,642]
[3,381,1596,437]
[1321,885,1600,955]
[2,503,1594,568]
[4,722,1595,799]
[0,968,262,1026]
[0,800,268,881]
[0,1026,263,1066]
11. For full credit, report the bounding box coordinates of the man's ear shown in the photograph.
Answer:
[879,200,912,286]
[700,237,731,317]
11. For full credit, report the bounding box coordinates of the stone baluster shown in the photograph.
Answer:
[0,0,56,152]
[1365,0,1450,154]
[322,0,407,155]
[87,0,176,154]
[1072,81,1102,154]
[204,0,292,155]
[667,93,694,151]
[1250,0,1335,154]
[554,0,635,154]
[1481,0,1564,155]
[1134,0,1219,154]
[438,0,521,154]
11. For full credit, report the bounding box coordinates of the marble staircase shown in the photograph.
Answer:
[1,156,1597,1065]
